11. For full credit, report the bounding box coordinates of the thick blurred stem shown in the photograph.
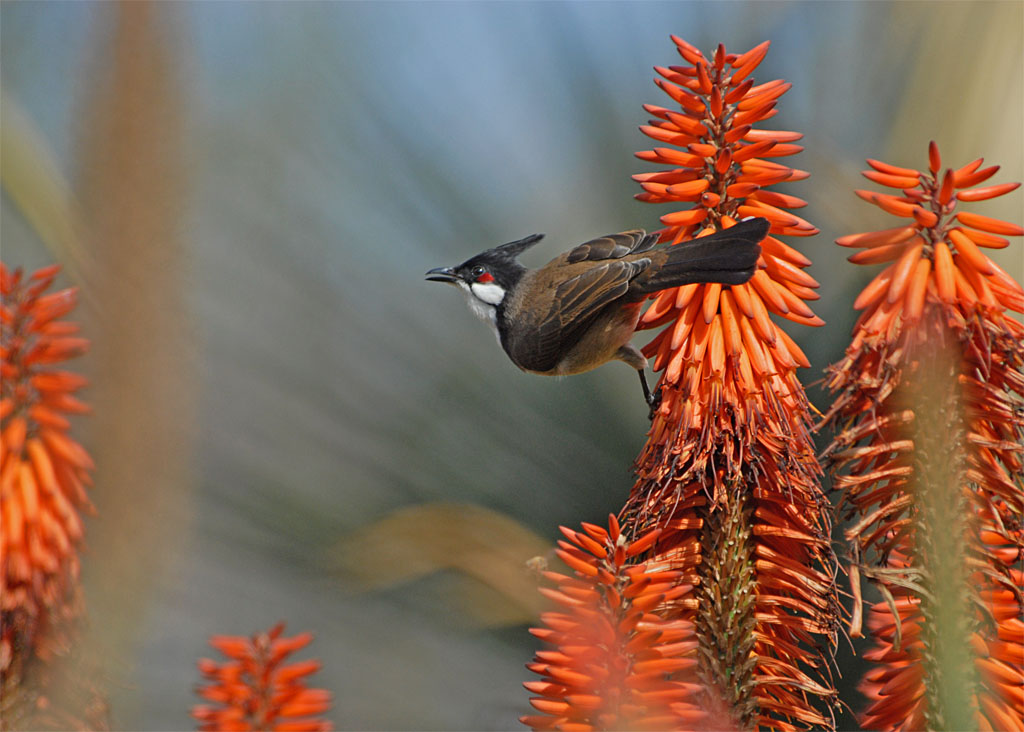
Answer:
[696,485,756,730]
[909,333,977,730]
[76,2,193,721]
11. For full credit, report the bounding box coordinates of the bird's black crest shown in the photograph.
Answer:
[495,233,544,259]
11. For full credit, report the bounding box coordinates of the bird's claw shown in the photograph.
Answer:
[646,384,663,421]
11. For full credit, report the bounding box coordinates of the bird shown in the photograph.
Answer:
[426,217,770,415]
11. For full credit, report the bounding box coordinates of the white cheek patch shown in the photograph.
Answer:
[470,281,506,305]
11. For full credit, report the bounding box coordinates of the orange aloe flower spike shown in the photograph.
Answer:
[1,263,92,681]
[522,517,707,731]
[623,38,838,731]
[192,622,333,732]
[823,142,1023,731]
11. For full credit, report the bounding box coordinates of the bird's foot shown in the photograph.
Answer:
[646,384,663,421]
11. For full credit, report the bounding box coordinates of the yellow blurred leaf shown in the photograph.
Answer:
[0,88,88,282]
[333,502,555,626]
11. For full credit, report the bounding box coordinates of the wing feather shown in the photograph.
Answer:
[508,257,649,372]
[567,230,648,263]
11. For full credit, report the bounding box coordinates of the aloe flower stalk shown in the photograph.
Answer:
[623,37,839,731]
[524,37,839,731]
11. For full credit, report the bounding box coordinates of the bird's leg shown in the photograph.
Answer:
[616,344,662,420]
[638,368,653,404]
[638,369,662,420]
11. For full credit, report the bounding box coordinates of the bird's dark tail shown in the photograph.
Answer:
[630,217,768,296]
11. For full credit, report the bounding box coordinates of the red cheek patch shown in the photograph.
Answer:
[477,272,495,283]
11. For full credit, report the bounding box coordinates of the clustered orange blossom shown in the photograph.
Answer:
[522,518,705,730]
[634,40,822,476]
[836,142,1022,333]
[192,623,332,732]
[823,143,1023,731]
[1,263,93,681]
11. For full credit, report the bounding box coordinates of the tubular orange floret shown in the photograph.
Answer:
[823,142,1023,731]
[623,37,838,731]
[192,622,333,732]
[1,262,93,681]
[522,517,707,731]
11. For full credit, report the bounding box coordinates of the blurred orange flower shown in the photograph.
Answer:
[619,38,838,730]
[1,263,93,678]
[192,623,332,732]
[522,517,707,731]
[824,143,1023,731]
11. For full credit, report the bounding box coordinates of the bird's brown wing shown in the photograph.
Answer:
[566,229,658,263]
[507,257,650,372]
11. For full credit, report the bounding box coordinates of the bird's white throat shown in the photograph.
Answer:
[458,281,505,338]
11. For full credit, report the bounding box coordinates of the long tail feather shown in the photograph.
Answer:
[632,218,768,294]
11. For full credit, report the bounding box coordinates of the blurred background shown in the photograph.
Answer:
[1,1,1021,729]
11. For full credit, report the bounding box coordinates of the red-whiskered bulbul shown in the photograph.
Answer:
[426,217,769,415]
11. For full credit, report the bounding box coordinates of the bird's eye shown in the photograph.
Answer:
[469,265,495,283]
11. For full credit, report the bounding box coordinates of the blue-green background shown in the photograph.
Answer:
[2,2,1020,729]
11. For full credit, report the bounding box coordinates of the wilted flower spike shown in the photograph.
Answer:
[1,263,92,680]
[192,623,332,732]
[824,143,1023,731]
[622,38,838,731]
[522,517,707,731]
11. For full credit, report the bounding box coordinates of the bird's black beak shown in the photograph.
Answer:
[425,266,459,284]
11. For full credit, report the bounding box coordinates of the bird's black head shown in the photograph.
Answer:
[425,234,543,308]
